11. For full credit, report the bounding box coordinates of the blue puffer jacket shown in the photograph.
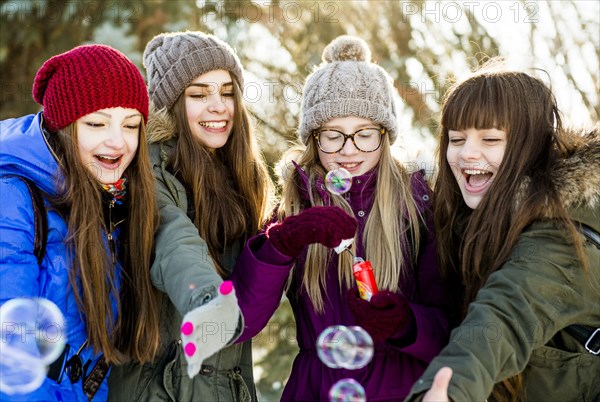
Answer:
[0,113,118,401]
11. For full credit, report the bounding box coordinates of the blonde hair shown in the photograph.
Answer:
[277,135,423,312]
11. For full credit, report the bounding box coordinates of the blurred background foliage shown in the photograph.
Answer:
[1,1,598,400]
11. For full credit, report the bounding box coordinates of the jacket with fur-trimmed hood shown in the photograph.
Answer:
[407,126,600,402]
[108,107,257,402]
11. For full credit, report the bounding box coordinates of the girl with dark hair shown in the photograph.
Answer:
[0,44,161,401]
[406,62,600,402]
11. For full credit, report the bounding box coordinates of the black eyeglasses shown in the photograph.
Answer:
[313,127,385,153]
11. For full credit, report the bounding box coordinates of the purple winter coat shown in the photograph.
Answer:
[232,167,449,401]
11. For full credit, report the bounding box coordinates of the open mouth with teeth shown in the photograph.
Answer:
[95,154,122,167]
[463,168,493,188]
[199,121,227,129]
[338,162,361,171]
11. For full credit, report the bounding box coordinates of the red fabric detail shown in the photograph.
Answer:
[32,45,148,132]
[266,206,358,257]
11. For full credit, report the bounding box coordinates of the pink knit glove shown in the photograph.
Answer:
[266,206,358,257]
[346,288,412,343]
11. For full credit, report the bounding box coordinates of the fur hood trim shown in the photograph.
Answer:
[147,102,177,144]
[553,126,600,209]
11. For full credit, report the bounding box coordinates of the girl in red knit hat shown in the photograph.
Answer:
[0,44,160,401]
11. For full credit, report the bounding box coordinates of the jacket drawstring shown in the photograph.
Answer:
[227,367,251,402]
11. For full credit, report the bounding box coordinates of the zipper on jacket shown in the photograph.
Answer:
[106,199,126,265]
[107,199,116,265]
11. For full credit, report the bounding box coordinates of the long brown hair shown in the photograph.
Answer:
[278,134,423,313]
[433,62,588,401]
[168,79,272,277]
[48,121,160,364]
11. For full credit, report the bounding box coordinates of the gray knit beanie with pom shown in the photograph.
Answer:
[143,31,244,110]
[299,35,398,145]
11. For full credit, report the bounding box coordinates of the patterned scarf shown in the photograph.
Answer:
[101,176,127,205]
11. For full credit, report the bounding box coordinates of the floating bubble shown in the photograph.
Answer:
[0,298,66,395]
[316,325,356,369]
[329,378,366,402]
[325,168,352,195]
[0,347,46,396]
[316,325,374,370]
[1,298,66,365]
[343,326,374,370]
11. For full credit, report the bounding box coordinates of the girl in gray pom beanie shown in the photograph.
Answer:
[226,35,451,401]
[108,31,273,402]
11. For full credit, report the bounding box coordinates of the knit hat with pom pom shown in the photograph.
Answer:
[299,35,399,145]
[32,44,148,133]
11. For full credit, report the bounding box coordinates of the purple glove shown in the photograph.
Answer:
[266,206,358,257]
[346,288,412,343]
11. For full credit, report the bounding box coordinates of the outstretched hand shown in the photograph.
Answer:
[180,281,242,378]
[266,206,357,257]
[422,367,453,402]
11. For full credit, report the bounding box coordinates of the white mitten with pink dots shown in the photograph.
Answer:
[180,280,242,378]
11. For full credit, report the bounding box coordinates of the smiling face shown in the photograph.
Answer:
[446,127,507,209]
[316,116,384,177]
[76,107,141,184]
[184,69,235,150]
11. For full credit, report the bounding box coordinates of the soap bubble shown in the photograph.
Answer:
[316,325,373,370]
[344,326,373,370]
[329,378,366,402]
[325,168,352,195]
[316,325,356,369]
[0,348,46,396]
[0,298,66,395]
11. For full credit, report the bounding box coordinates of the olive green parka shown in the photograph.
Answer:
[406,127,600,402]
[108,109,256,402]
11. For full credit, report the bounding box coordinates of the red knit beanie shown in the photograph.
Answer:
[32,44,148,133]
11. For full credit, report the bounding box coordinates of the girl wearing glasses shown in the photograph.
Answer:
[230,35,450,401]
